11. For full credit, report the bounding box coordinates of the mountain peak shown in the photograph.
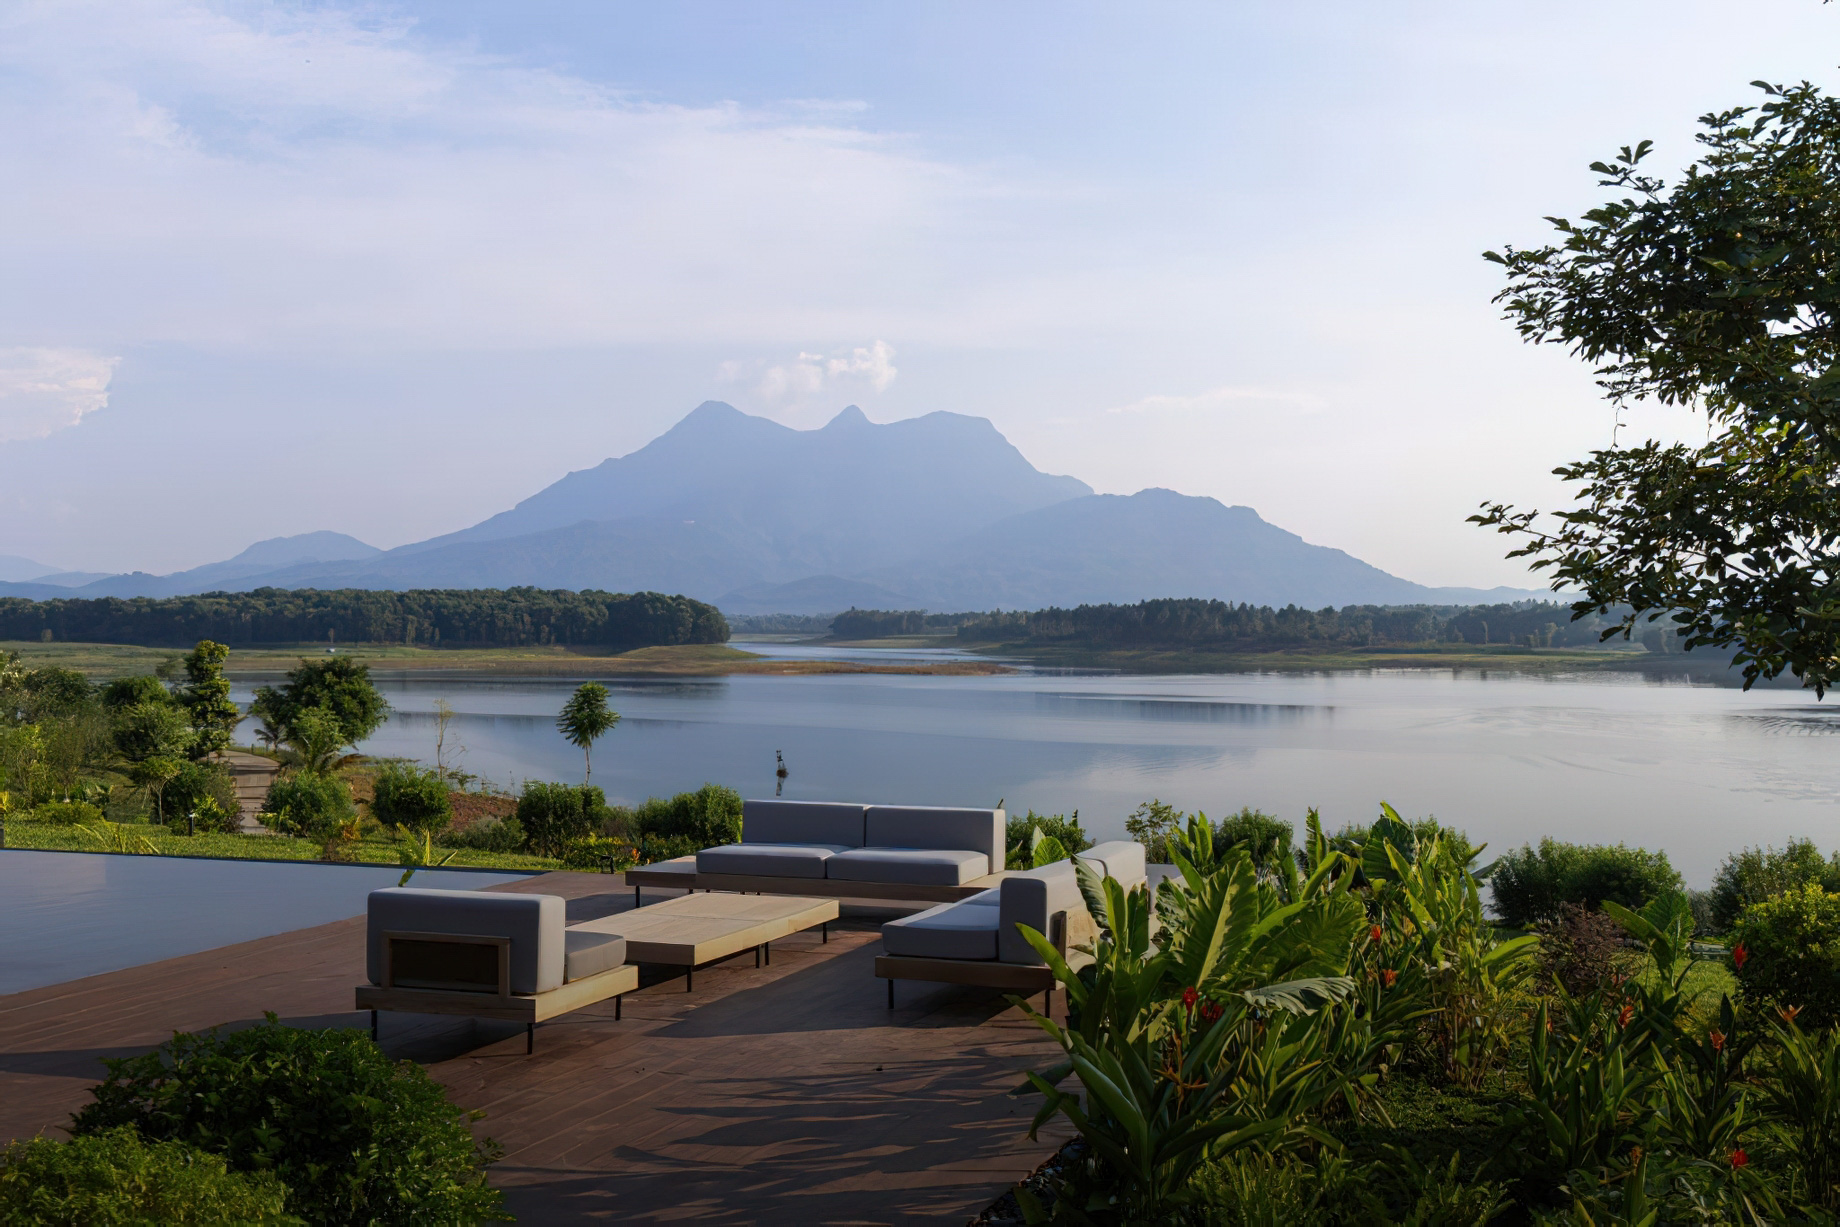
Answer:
[823,405,871,430]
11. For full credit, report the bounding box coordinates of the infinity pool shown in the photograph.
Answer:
[0,850,530,995]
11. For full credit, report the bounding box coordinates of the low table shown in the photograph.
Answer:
[571,892,840,990]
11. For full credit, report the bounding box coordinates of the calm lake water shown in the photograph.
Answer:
[245,647,1840,887]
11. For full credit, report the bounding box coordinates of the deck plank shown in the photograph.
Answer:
[0,869,1070,1224]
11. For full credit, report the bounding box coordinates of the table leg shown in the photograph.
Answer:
[686,965,693,992]
[755,945,761,968]
[822,921,828,943]
[526,1023,534,1055]
[633,885,641,907]
[887,978,894,1009]
[616,995,623,1021]
[369,1009,377,1041]
[765,942,771,966]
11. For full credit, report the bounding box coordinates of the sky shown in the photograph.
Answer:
[2,0,1836,582]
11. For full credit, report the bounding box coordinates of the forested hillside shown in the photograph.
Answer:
[0,588,729,649]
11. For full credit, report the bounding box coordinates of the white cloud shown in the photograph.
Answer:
[1109,385,1326,415]
[738,340,899,404]
[0,348,118,443]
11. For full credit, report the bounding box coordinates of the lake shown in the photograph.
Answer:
[245,647,1840,887]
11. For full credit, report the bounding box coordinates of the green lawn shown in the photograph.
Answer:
[2,817,565,873]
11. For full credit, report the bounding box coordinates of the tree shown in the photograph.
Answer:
[1475,80,1840,695]
[279,705,349,775]
[253,657,387,751]
[178,640,240,758]
[111,700,195,764]
[556,683,618,783]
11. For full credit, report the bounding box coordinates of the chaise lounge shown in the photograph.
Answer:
[355,887,636,1053]
[874,840,1147,1008]
[628,800,1009,904]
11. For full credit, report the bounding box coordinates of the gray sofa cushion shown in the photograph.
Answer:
[826,846,990,886]
[881,900,1000,960]
[695,842,850,878]
[998,861,1086,965]
[741,800,866,848]
[864,806,1003,875]
[367,887,563,995]
[1083,840,1148,889]
[564,930,627,982]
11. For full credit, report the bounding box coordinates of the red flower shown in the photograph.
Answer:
[1182,986,1198,1012]
[1781,1004,1804,1026]
[1731,1148,1749,1169]
[1381,968,1399,988]
[1733,944,1748,972]
[1617,1004,1634,1029]
[1709,1030,1726,1052]
[1199,1000,1223,1025]
[1369,924,1383,944]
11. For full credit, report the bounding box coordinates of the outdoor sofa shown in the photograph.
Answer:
[627,800,1009,904]
[354,887,636,1053]
[874,839,1147,1008]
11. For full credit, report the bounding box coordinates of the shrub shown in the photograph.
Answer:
[1123,798,1186,863]
[1490,838,1681,927]
[1214,807,1294,875]
[1533,901,1626,997]
[27,799,103,825]
[0,1127,297,1226]
[1731,883,1840,1028]
[1005,810,1090,868]
[1709,839,1840,934]
[440,815,527,854]
[262,773,357,841]
[370,763,453,836]
[628,783,742,849]
[560,833,635,871]
[516,781,606,857]
[635,833,701,865]
[161,761,238,830]
[70,1015,506,1226]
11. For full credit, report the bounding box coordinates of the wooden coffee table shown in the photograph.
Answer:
[568,892,840,990]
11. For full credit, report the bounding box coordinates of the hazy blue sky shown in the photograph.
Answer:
[3,1,1836,581]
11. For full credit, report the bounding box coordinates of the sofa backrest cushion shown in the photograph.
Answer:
[997,860,1084,965]
[742,800,867,848]
[366,887,564,995]
[1082,840,1148,889]
[864,806,1004,873]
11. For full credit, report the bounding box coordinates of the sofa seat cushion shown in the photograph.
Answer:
[695,842,851,878]
[564,930,627,983]
[826,846,990,886]
[881,901,999,960]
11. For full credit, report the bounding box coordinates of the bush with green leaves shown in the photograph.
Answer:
[1212,807,1294,875]
[71,1015,506,1226]
[370,762,454,836]
[1005,810,1090,869]
[1731,883,1840,1029]
[440,814,527,854]
[159,760,239,831]
[1490,838,1681,927]
[0,1127,298,1226]
[1709,839,1840,935]
[27,799,102,825]
[628,783,742,850]
[516,780,606,857]
[97,674,173,712]
[262,773,357,841]
[110,701,195,764]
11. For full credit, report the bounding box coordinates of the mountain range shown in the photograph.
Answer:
[0,402,1551,613]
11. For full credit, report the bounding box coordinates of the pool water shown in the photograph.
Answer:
[0,850,530,995]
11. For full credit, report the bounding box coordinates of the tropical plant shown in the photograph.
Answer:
[71,1015,507,1226]
[158,760,239,829]
[277,705,351,775]
[128,755,182,824]
[78,818,159,855]
[556,682,619,784]
[1007,811,1090,869]
[0,1127,299,1226]
[1757,1016,1840,1211]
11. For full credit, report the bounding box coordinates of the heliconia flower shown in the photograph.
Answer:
[1710,1030,1726,1052]
[1182,986,1198,1011]
[1781,1004,1803,1026]
[1369,924,1383,944]
[1731,1148,1749,1169]
[1381,968,1399,988]
[1617,1004,1634,1029]
[1733,944,1748,971]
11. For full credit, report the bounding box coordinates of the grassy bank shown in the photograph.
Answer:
[2,816,562,872]
[0,640,1013,678]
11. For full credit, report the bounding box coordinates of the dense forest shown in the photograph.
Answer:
[931,598,1649,650]
[0,588,729,650]
[827,608,983,639]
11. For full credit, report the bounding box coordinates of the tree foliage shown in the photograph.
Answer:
[253,657,388,750]
[555,682,618,783]
[1475,80,1840,694]
[0,587,728,650]
[370,762,454,836]
[178,640,239,759]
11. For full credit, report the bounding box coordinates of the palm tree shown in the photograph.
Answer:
[556,683,619,784]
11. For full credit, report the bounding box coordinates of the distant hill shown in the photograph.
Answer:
[0,403,1556,613]
[0,554,55,583]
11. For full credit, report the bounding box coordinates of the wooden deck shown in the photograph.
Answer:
[0,870,1070,1224]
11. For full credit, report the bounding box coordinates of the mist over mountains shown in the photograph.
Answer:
[0,403,1549,613]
